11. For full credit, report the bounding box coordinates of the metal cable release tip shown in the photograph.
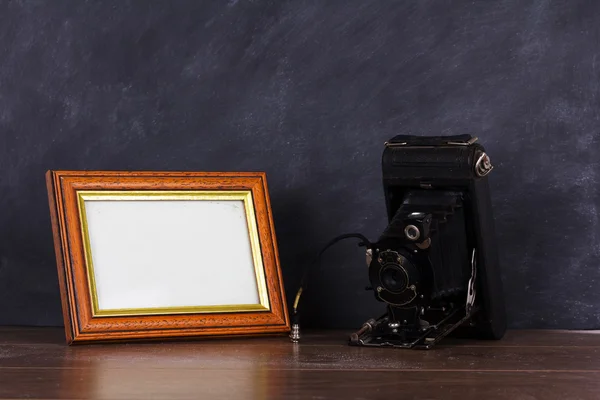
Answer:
[290,287,302,343]
[289,323,301,343]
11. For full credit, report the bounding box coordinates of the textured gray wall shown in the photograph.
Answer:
[0,0,598,329]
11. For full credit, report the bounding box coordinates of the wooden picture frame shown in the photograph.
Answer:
[46,171,289,344]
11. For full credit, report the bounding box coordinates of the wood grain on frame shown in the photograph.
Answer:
[45,171,290,344]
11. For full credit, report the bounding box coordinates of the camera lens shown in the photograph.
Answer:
[380,265,408,293]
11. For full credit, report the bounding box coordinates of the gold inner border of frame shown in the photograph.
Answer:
[76,190,271,317]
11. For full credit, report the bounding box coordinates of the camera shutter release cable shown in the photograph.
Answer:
[290,233,372,343]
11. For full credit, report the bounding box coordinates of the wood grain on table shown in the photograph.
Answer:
[0,327,598,399]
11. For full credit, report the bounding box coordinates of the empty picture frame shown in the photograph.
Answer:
[46,171,289,344]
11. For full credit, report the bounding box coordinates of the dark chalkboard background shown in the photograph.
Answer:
[0,0,598,329]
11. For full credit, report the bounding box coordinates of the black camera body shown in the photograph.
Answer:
[349,135,506,349]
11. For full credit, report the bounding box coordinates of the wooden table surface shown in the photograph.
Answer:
[0,327,599,399]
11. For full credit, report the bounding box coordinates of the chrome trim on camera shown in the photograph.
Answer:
[404,225,421,241]
[466,249,477,315]
[365,249,373,267]
[475,152,493,177]
[385,137,478,147]
[384,141,407,147]
[447,137,478,146]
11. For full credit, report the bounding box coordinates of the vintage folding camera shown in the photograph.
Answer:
[344,134,506,349]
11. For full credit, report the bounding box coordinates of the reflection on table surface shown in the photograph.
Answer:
[1,329,600,399]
